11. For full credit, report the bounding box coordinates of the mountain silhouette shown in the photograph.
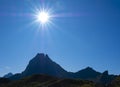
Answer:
[9,53,116,85]
[99,71,116,85]
[74,67,101,79]
[3,73,13,78]
[21,53,68,77]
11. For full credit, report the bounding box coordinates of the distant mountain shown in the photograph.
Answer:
[3,73,13,78]
[74,67,101,79]
[9,53,116,85]
[99,71,116,85]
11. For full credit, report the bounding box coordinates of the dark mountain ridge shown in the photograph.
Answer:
[21,53,68,78]
[3,73,13,78]
[74,67,101,79]
[8,53,116,85]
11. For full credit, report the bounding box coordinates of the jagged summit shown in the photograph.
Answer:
[36,53,45,57]
[34,53,50,60]
[102,70,109,75]
[21,53,68,77]
[35,53,46,58]
[31,53,53,64]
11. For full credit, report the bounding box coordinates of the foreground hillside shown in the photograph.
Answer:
[108,75,120,87]
[1,74,120,87]
[0,74,96,87]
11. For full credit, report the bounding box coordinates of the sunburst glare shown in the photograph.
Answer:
[33,7,53,29]
[37,11,50,24]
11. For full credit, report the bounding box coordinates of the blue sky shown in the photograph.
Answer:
[0,0,120,76]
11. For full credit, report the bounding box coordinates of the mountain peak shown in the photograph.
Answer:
[3,72,13,78]
[36,53,45,57]
[35,53,47,59]
[103,70,109,75]
[21,53,67,77]
[33,53,52,62]
[77,67,95,73]
[85,67,93,70]
[75,67,101,79]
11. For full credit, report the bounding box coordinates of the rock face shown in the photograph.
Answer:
[21,53,68,78]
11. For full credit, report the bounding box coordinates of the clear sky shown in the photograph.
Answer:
[0,0,120,76]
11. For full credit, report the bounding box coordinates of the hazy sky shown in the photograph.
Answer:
[0,0,120,76]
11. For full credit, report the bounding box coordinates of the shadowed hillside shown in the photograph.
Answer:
[107,75,120,87]
[0,74,97,87]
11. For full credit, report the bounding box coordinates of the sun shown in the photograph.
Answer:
[37,11,50,24]
[33,8,52,27]
[32,7,55,29]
